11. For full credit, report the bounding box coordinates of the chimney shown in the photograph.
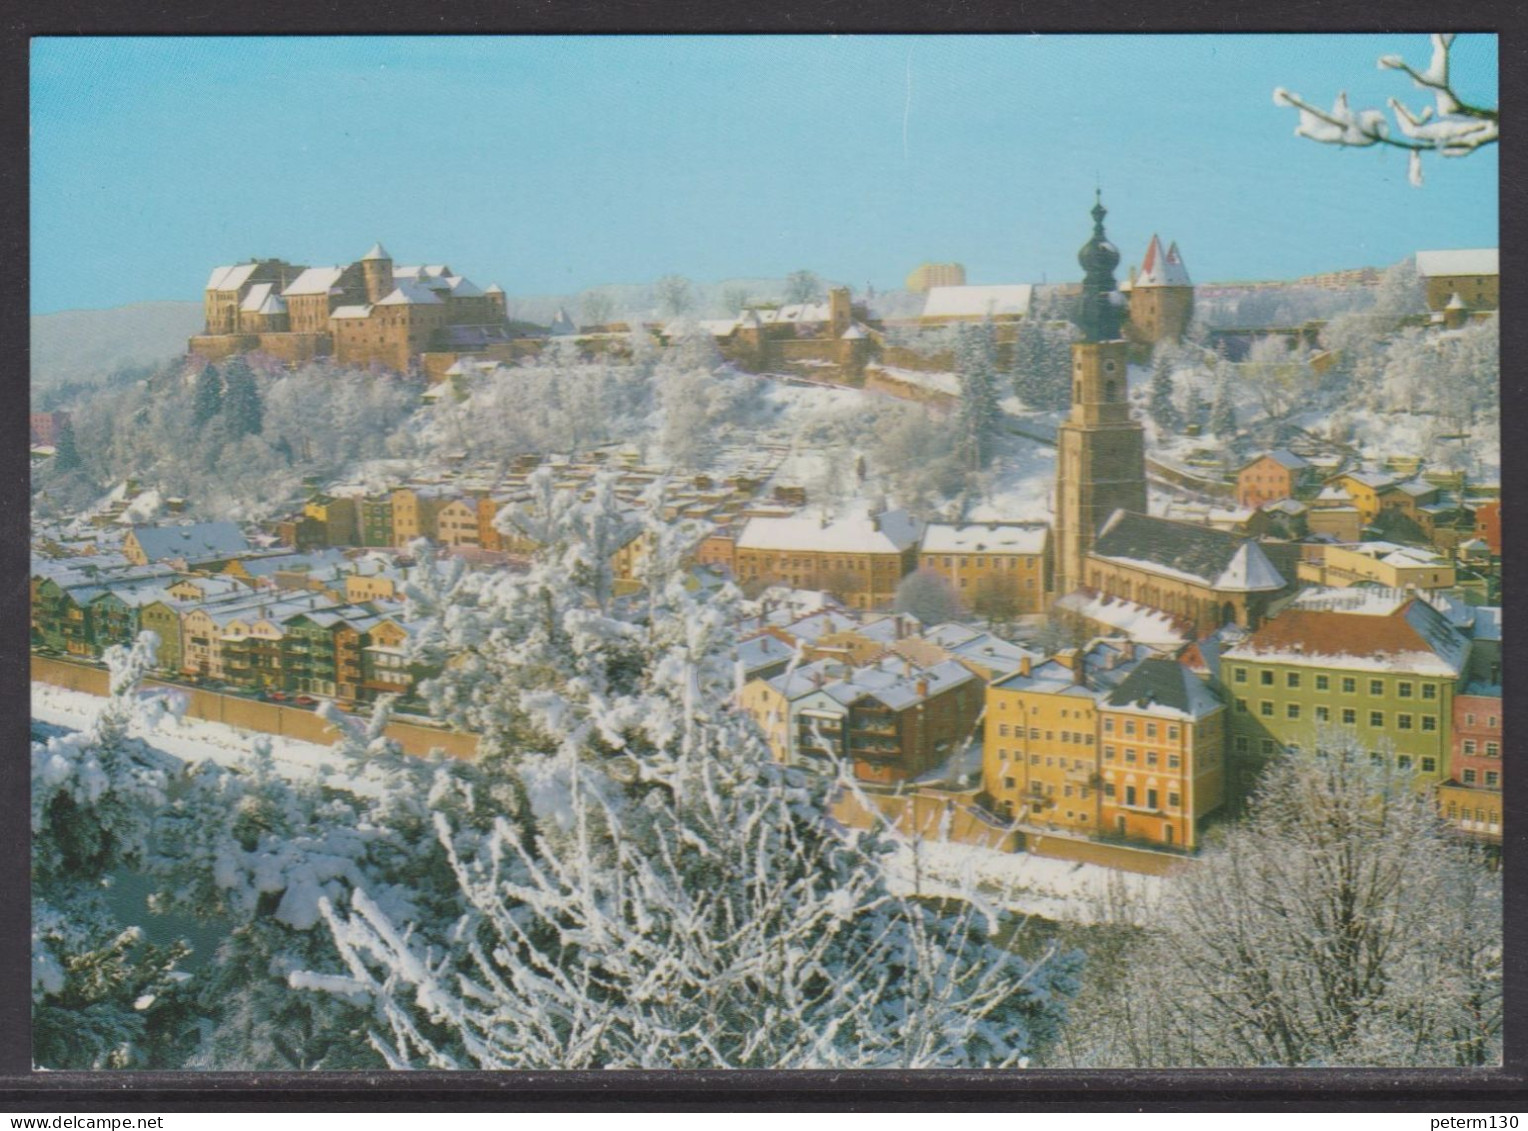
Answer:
[916,678,929,699]
[1020,654,1033,677]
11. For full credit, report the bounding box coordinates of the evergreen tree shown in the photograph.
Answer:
[191,363,223,427]
[53,418,82,471]
[1147,348,1183,431]
[1208,361,1236,437]
[221,358,263,439]
[1010,318,1072,412]
[955,321,1002,469]
[1184,384,1208,429]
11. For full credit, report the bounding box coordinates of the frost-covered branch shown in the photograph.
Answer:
[1273,35,1497,186]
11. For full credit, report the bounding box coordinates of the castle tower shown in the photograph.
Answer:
[361,242,394,305]
[1127,234,1194,344]
[827,286,853,339]
[1053,193,1148,596]
[485,283,507,321]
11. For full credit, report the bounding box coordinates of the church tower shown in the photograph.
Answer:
[1053,193,1148,596]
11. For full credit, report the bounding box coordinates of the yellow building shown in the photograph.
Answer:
[390,487,450,547]
[1097,658,1226,850]
[434,498,482,549]
[985,654,1103,833]
[918,522,1051,617]
[734,507,921,611]
[303,495,360,547]
[1296,542,1456,591]
[1327,471,1397,525]
[904,262,967,293]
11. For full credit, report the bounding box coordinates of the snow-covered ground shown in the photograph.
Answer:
[31,681,378,795]
[883,837,1162,926]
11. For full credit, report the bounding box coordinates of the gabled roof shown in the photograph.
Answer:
[376,281,445,306]
[1133,235,1192,288]
[919,284,1033,319]
[206,263,260,293]
[1090,511,1285,592]
[921,522,1049,556]
[283,266,349,297]
[1103,658,1222,720]
[1242,449,1309,473]
[1414,248,1497,278]
[129,522,249,564]
[1223,591,1470,677]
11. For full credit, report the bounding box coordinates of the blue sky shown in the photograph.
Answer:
[31,34,1498,314]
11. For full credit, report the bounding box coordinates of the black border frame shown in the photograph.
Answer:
[4,0,1524,1111]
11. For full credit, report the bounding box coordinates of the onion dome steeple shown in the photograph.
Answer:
[1075,190,1124,342]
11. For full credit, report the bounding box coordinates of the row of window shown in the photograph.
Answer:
[1103,717,1180,741]
[994,724,1095,745]
[1237,698,1439,731]
[922,555,1037,570]
[1102,783,1182,810]
[1002,776,1092,800]
[1232,667,1438,699]
[1232,735,1442,773]
[993,751,1092,772]
[1460,768,1500,787]
[1103,745,1182,769]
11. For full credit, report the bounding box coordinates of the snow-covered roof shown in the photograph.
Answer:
[1261,498,1308,515]
[1133,235,1192,288]
[1445,292,1467,310]
[1091,511,1286,593]
[1053,590,1191,648]
[840,323,867,340]
[283,266,349,297]
[330,304,372,320]
[1103,658,1221,721]
[920,284,1033,320]
[444,275,485,298]
[549,308,579,336]
[206,263,260,292]
[1336,470,1398,490]
[361,242,391,262]
[738,507,923,556]
[758,302,832,324]
[1242,449,1308,472]
[129,522,249,563]
[921,522,1049,556]
[376,281,445,306]
[485,283,505,295]
[1225,588,1470,678]
[1414,248,1497,278]
[239,282,276,312]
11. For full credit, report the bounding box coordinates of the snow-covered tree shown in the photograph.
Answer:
[1056,735,1501,1068]
[784,269,825,305]
[1207,359,1237,438]
[1010,318,1072,412]
[654,274,693,318]
[221,357,264,440]
[32,635,193,1069]
[580,289,615,328]
[955,321,1002,469]
[1274,34,1498,186]
[1147,346,1183,431]
[297,474,1080,1068]
[191,363,223,426]
[894,568,960,626]
[52,418,82,472]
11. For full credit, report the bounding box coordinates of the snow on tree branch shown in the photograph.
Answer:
[1273,35,1497,185]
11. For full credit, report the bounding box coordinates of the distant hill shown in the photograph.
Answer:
[32,301,202,394]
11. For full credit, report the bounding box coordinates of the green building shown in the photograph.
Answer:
[1220,588,1470,788]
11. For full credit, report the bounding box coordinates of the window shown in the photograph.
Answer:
[1168,726,1179,741]
[1030,728,1040,739]
[1398,681,1413,698]
[1486,742,1500,758]
[1003,776,1016,789]
[999,724,1009,737]
[1124,720,1137,736]
[1146,722,1158,739]
[1315,674,1330,691]
[1486,771,1499,788]
[1125,786,1137,806]
[1236,698,1248,714]
[1369,711,1384,727]
[1315,706,1330,722]
[1421,757,1436,774]
[1125,748,1137,763]
[1261,739,1276,755]
[1168,792,1180,809]
[1488,715,1498,729]
[1287,703,1301,719]
[1369,679,1384,696]
[1286,672,1301,689]
[1103,718,1115,733]
[1168,753,1181,769]
[1397,754,1413,770]
[1105,783,1116,798]
[1146,751,1158,767]
[1260,701,1274,717]
[1233,667,1248,684]
[1146,788,1159,810]
[1397,714,1413,730]
[1421,683,1437,700]
[1234,736,1249,754]
[1466,713,1477,726]
[1031,754,1040,765]
[1421,716,1437,732]
[1342,677,1356,694]
[1260,670,1274,686]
